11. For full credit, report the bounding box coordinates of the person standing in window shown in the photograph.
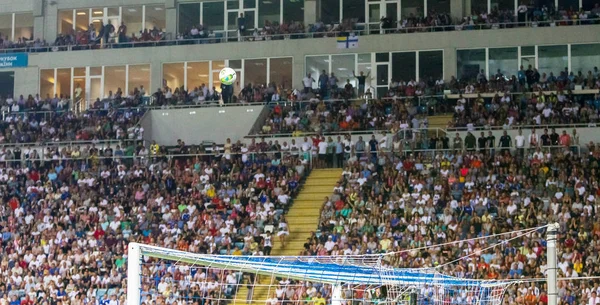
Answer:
[238,13,246,41]
[353,70,370,98]
[517,2,528,24]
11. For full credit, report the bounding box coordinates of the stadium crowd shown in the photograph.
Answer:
[0,136,309,304]
[3,2,600,54]
[255,65,600,135]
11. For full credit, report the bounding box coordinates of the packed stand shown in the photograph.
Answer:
[152,82,291,106]
[0,137,310,304]
[0,100,145,145]
[4,3,600,54]
[299,128,600,305]
[257,97,429,135]
[449,66,600,129]
[465,3,600,28]
[55,21,165,49]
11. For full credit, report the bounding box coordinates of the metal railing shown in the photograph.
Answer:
[1,18,599,54]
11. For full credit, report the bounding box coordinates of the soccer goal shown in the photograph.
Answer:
[127,243,516,305]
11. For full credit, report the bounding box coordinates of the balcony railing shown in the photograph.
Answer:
[0,18,598,54]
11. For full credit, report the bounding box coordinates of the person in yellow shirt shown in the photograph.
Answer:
[312,292,326,305]
[150,141,160,156]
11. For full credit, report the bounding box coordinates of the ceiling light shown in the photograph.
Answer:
[127,8,137,12]
[198,74,208,77]
[140,68,150,71]
[93,11,103,15]
[154,7,164,11]
[77,12,87,16]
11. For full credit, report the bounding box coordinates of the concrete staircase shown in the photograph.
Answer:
[232,168,342,305]
[428,114,452,129]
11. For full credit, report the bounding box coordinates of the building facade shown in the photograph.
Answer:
[0,0,599,105]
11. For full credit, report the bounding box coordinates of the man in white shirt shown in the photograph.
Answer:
[303,73,315,93]
[588,291,600,305]
[528,128,539,148]
[515,129,525,158]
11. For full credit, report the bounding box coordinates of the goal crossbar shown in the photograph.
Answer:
[127,243,512,305]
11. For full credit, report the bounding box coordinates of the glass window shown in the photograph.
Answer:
[186,62,210,89]
[90,67,102,76]
[571,44,600,76]
[244,11,256,29]
[212,60,227,71]
[229,59,242,70]
[419,50,443,80]
[376,52,389,62]
[92,9,104,32]
[402,0,423,18]
[163,63,185,89]
[227,0,240,10]
[489,47,518,80]
[14,13,33,40]
[244,59,267,86]
[558,0,578,10]
[123,6,144,37]
[392,52,416,81]
[490,0,514,13]
[471,0,488,14]
[331,54,356,86]
[74,67,85,77]
[0,72,14,98]
[376,64,389,87]
[427,0,450,15]
[521,46,535,56]
[212,71,222,92]
[259,0,281,27]
[104,66,126,98]
[58,10,74,35]
[344,0,366,23]
[0,14,12,40]
[128,64,151,95]
[75,9,89,33]
[538,45,568,75]
[269,57,293,88]
[457,49,485,82]
[306,56,329,89]
[204,2,225,31]
[145,5,166,31]
[283,0,304,23]
[582,0,596,10]
[358,53,371,64]
[56,68,71,98]
[40,70,55,98]
[321,0,341,24]
[244,0,257,9]
[179,3,200,35]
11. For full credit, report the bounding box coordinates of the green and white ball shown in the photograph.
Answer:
[219,67,237,86]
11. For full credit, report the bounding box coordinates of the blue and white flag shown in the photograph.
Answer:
[336,34,358,49]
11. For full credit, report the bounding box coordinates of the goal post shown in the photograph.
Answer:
[126,242,514,305]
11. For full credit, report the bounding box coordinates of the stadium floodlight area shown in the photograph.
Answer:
[127,243,516,305]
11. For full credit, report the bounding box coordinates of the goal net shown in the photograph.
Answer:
[127,243,513,305]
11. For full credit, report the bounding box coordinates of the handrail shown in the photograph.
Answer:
[1,18,599,54]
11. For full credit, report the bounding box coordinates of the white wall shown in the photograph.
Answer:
[141,105,266,146]
[10,24,600,97]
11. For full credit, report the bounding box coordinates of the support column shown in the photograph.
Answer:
[332,285,343,305]
[450,0,465,21]
[444,47,457,81]
[304,0,318,26]
[165,0,178,39]
[41,0,58,43]
[127,243,142,305]
[547,223,560,305]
